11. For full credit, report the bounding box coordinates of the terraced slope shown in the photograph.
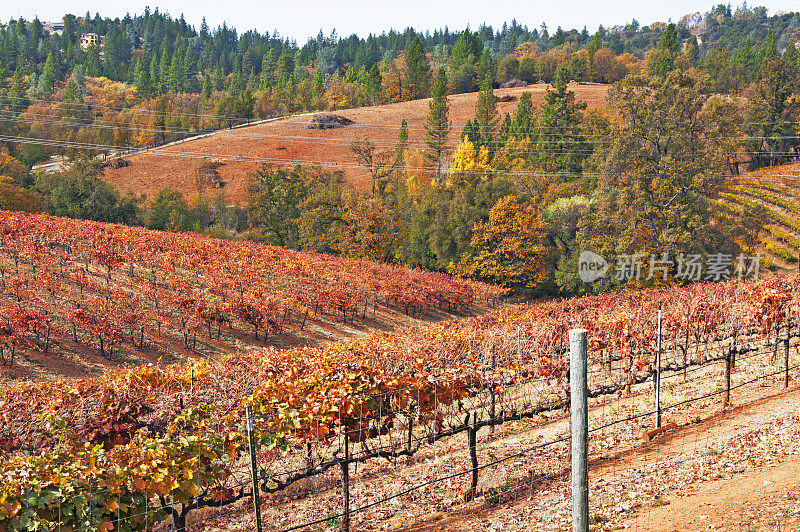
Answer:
[715,162,800,270]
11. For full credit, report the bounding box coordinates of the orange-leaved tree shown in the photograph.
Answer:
[451,195,553,291]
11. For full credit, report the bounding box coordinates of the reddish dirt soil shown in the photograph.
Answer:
[101,83,610,204]
[398,387,800,532]
[616,389,800,531]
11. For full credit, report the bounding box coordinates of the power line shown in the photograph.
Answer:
[5,134,800,180]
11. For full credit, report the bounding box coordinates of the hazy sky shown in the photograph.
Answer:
[8,0,800,42]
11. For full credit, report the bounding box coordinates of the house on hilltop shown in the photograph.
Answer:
[79,33,103,50]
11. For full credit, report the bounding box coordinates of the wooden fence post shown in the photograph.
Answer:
[246,406,263,532]
[684,306,691,382]
[468,413,479,501]
[569,328,589,532]
[785,334,790,388]
[724,343,732,407]
[655,305,662,428]
[340,430,351,532]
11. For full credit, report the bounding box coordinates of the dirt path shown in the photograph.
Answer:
[398,387,800,532]
[614,388,800,531]
[593,386,800,478]
[626,454,800,531]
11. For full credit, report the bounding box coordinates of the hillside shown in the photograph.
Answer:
[100,83,610,204]
[0,211,503,383]
[716,162,800,270]
[1,267,797,531]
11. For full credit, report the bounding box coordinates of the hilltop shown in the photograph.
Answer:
[100,83,610,203]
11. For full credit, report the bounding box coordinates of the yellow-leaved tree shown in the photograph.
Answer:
[447,136,492,187]
[451,195,553,291]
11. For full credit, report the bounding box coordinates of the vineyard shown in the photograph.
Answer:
[0,211,504,381]
[716,165,800,269]
[1,264,798,530]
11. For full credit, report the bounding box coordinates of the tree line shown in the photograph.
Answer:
[0,5,799,159]
[0,5,799,294]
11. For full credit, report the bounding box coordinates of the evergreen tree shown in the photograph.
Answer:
[461,119,480,145]
[534,66,587,177]
[168,48,184,92]
[63,77,80,102]
[653,23,680,76]
[134,55,152,96]
[473,75,499,151]
[149,54,160,93]
[760,27,777,61]
[424,68,450,184]
[158,46,171,93]
[746,39,800,167]
[183,45,198,92]
[40,51,59,93]
[9,66,27,112]
[364,63,382,105]
[478,49,492,86]
[27,72,39,99]
[404,36,430,100]
[498,113,512,143]
[449,29,483,71]
[395,119,409,169]
[658,23,680,56]
[202,72,212,99]
[510,91,535,139]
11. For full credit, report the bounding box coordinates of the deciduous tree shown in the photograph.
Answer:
[452,195,553,290]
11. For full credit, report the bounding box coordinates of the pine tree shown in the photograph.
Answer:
[9,66,27,113]
[365,64,382,105]
[498,113,512,143]
[202,72,212,99]
[478,49,492,86]
[27,73,39,99]
[395,119,409,169]
[760,27,778,61]
[40,51,59,93]
[658,23,680,56]
[473,75,499,152]
[168,48,184,93]
[183,45,197,92]
[653,23,680,76]
[158,46,171,93]
[134,55,152,96]
[461,119,479,146]
[449,30,483,71]
[149,54,160,93]
[63,77,80,102]
[404,36,430,100]
[424,67,450,184]
[534,66,587,176]
[511,91,535,139]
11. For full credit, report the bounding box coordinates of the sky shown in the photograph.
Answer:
[8,0,800,42]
